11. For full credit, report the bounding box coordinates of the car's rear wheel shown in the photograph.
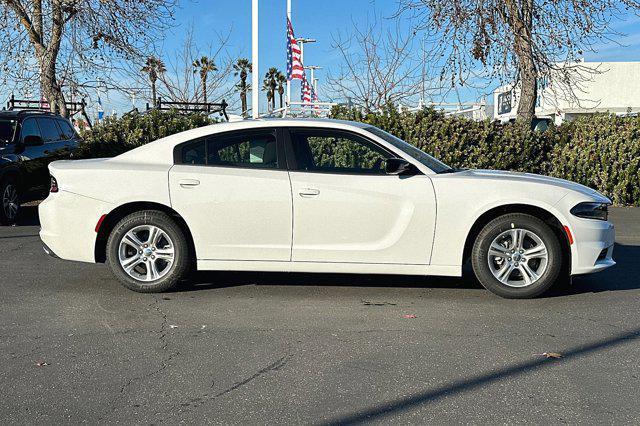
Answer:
[106,210,191,293]
[471,213,562,298]
[1,176,19,225]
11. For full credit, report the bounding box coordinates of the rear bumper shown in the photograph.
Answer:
[39,191,112,263]
[42,241,59,258]
[570,218,616,275]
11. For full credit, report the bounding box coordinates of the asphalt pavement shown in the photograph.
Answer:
[1,206,639,424]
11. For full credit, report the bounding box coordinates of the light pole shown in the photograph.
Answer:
[252,0,259,119]
[304,65,322,94]
[297,38,316,66]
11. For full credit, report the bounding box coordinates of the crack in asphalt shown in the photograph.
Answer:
[99,296,180,421]
[164,354,293,418]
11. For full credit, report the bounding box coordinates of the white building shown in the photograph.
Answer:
[494,61,640,124]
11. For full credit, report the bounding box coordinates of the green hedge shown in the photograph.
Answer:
[76,109,215,159]
[331,105,640,206]
[76,106,640,206]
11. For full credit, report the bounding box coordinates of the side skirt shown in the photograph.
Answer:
[196,260,461,277]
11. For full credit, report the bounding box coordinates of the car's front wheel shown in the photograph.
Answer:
[106,210,191,293]
[471,213,563,298]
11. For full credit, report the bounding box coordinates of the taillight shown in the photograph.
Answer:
[50,176,58,193]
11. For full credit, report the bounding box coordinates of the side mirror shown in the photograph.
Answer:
[23,135,44,146]
[385,158,419,175]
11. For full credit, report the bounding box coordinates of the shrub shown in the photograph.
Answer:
[76,109,215,159]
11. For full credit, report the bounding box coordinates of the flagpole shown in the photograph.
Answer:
[252,0,259,119]
[286,0,291,114]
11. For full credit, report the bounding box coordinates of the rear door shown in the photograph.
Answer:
[55,118,79,158]
[286,127,437,265]
[18,117,49,194]
[169,128,293,261]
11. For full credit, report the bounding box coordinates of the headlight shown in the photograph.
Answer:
[570,202,609,221]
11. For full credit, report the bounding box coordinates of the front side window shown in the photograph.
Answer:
[290,129,391,174]
[37,118,62,142]
[20,119,42,142]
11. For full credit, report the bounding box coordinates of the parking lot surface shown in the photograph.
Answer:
[1,206,639,424]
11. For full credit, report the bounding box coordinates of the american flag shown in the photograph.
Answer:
[286,18,304,81]
[301,75,312,104]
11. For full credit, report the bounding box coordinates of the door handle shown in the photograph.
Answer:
[179,179,200,188]
[298,188,320,197]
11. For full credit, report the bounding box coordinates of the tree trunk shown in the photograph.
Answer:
[202,77,207,104]
[151,78,157,107]
[279,92,283,109]
[241,91,247,117]
[516,53,537,124]
[39,57,68,117]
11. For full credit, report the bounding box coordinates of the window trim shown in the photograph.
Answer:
[284,127,403,176]
[173,128,286,171]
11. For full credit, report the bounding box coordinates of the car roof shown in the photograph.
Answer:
[0,110,66,120]
[114,117,373,165]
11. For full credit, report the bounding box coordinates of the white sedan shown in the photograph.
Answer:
[39,119,615,298]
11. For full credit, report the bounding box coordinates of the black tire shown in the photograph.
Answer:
[0,176,20,225]
[106,210,191,293]
[471,213,563,299]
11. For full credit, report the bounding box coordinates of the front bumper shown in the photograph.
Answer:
[570,218,616,275]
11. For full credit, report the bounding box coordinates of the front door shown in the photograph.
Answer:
[286,128,437,265]
[169,129,292,262]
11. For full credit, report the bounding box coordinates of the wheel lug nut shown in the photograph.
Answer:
[143,257,147,261]
[152,247,156,251]
[139,250,143,254]
[151,255,155,259]
[508,258,512,261]
[515,262,519,267]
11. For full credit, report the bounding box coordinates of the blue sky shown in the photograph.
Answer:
[4,0,640,115]
[124,0,640,114]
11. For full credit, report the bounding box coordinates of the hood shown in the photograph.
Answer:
[451,169,610,202]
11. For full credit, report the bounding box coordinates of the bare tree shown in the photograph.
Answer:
[0,0,176,116]
[233,58,252,117]
[327,17,423,113]
[399,0,640,123]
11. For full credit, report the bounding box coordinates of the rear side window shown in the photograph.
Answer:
[175,131,279,169]
[181,140,206,165]
[20,119,41,142]
[57,119,76,139]
[208,132,277,168]
[37,118,62,142]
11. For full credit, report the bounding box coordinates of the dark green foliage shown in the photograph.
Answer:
[76,110,215,159]
[330,105,640,206]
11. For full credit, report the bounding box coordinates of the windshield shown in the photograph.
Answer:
[0,119,17,145]
[364,126,453,174]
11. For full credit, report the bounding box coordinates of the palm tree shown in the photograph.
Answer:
[263,67,279,111]
[141,56,166,107]
[276,71,287,109]
[193,56,217,104]
[233,58,252,117]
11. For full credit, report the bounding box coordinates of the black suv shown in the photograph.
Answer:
[0,111,79,224]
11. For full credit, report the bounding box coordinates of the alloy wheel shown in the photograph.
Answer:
[487,228,549,288]
[118,225,175,282]
[2,183,18,221]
